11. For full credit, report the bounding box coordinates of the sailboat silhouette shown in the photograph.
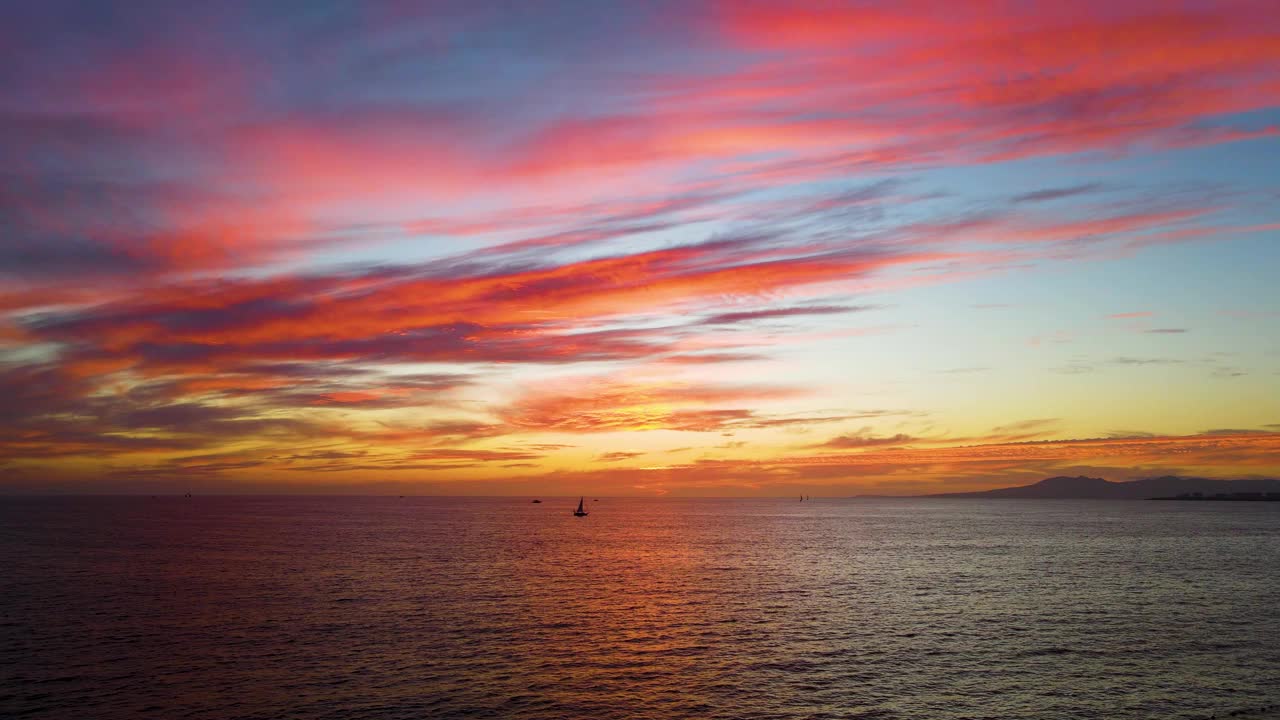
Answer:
[573,497,588,517]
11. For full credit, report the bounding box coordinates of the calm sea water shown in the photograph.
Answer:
[2,497,1278,720]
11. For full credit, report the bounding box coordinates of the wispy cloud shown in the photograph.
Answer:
[1108,357,1183,365]
[597,451,646,462]
[698,305,871,325]
[1011,184,1106,204]
[1,1,1277,493]
[818,433,915,449]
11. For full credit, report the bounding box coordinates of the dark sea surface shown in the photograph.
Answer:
[2,497,1279,720]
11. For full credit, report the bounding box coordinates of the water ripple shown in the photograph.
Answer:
[1,497,1278,719]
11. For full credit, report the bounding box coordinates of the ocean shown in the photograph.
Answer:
[2,496,1278,719]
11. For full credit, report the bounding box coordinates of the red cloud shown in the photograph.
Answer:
[2,3,1277,490]
[24,235,931,372]
[698,1,1280,168]
[499,377,802,433]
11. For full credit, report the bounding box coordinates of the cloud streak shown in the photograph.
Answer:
[1,1,1277,493]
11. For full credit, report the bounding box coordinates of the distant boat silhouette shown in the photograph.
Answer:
[573,497,588,517]
[532,499,542,503]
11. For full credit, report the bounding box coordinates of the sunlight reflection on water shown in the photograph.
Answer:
[2,497,1278,719]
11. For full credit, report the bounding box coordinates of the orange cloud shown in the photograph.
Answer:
[505,431,1280,496]
[499,377,803,433]
[3,2,1277,493]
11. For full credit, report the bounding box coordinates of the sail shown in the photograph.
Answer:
[576,497,584,513]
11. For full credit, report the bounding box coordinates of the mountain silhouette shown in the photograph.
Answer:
[927,475,1280,499]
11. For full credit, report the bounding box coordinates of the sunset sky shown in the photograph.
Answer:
[2,0,1278,495]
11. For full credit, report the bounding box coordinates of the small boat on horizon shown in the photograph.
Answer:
[532,499,542,503]
[573,497,588,517]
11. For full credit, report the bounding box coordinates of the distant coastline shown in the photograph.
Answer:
[1150,492,1280,502]
[902,475,1280,500]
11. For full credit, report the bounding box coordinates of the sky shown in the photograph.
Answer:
[1,0,1278,495]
